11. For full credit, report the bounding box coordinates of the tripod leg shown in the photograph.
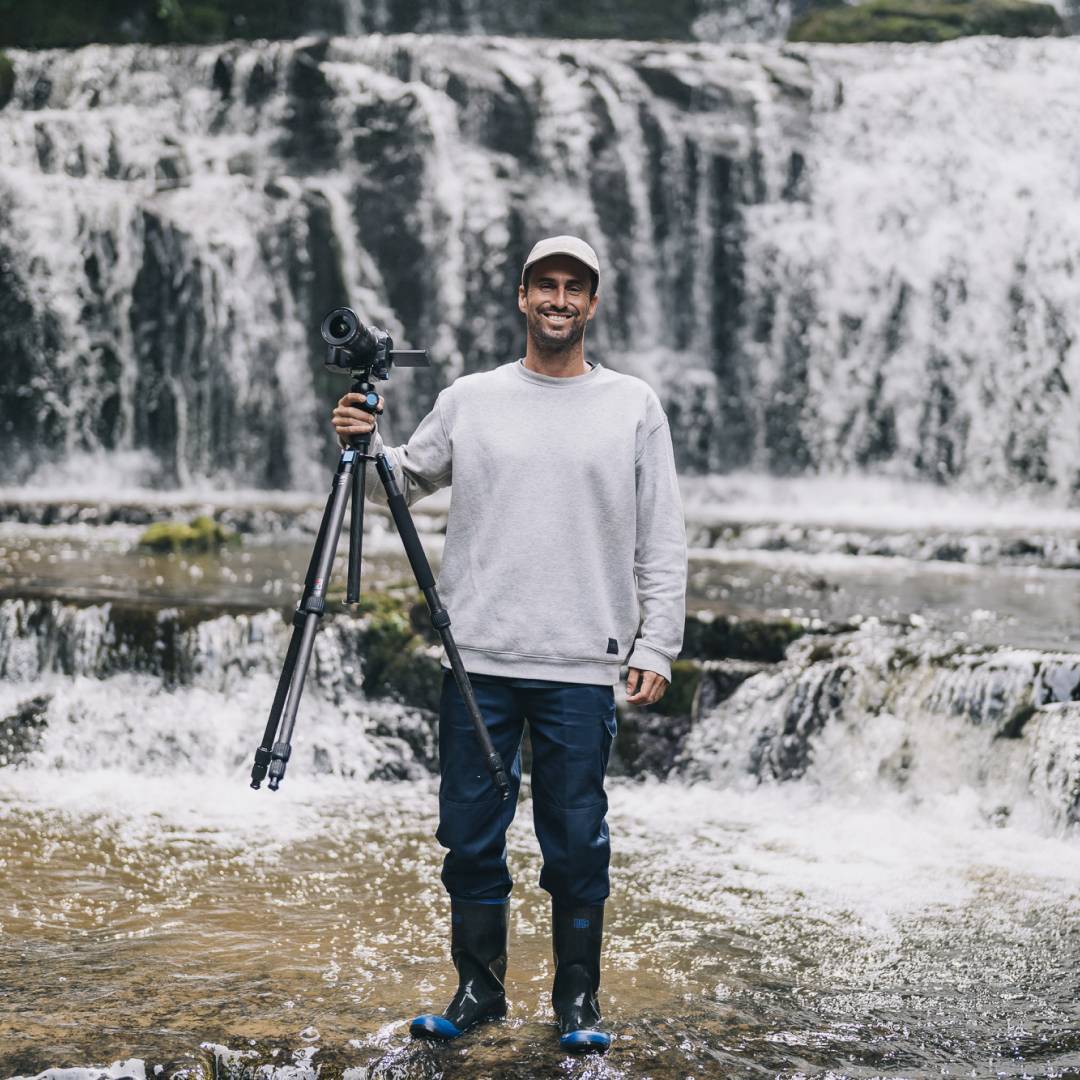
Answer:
[250,447,359,791]
[373,452,510,801]
[347,434,370,603]
[250,624,303,788]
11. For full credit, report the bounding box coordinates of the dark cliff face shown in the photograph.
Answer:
[1,36,1079,495]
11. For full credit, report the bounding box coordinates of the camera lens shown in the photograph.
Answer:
[321,307,359,345]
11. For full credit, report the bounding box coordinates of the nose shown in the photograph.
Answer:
[552,285,571,309]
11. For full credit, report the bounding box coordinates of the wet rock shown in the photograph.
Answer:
[681,610,810,663]
[694,658,770,715]
[154,140,192,190]
[615,658,767,778]
[1028,703,1080,826]
[280,39,337,170]
[157,1055,212,1080]
[0,693,50,765]
[924,650,1043,738]
[370,708,438,774]
[0,52,14,110]
[212,53,233,99]
[615,708,693,779]
[760,660,854,780]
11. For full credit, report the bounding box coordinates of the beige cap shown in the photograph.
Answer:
[521,235,600,287]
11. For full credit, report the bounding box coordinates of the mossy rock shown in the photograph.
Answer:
[681,612,808,663]
[357,589,443,710]
[0,52,14,110]
[789,0,1063,43]
[138,514,237,553]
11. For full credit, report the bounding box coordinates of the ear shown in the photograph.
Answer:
[517,284,528,315]
[586,291,599,321]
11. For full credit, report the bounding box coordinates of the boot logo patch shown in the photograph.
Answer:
[572,918,590,929]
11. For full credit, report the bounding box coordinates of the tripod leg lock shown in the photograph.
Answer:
[291,598,325,629]
[250,745,273,789]
[430,607,451,631]
[267,740,292,790]
[488,752,511,801]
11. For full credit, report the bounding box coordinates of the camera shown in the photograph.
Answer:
[320,307,428,379]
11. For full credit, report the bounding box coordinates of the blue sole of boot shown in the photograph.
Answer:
[560,1029,611,1053]
[409,1014,462,1039]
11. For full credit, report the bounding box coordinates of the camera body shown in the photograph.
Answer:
[320,307,428,380]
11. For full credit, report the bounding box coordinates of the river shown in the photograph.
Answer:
[2,478,1079,1077]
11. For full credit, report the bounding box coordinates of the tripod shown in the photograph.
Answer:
[250,313,510,800]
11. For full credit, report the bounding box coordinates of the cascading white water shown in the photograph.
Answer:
[685,621,1080,830]
[2,36,1079,496]
[2,595,1078,831]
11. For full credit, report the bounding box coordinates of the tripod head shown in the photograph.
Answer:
[321,307,429,381]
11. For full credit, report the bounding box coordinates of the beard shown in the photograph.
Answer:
[526,307,588,353]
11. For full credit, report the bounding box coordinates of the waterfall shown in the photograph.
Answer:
[0,598,439,780]
[3,597,1078,829]
[684,620,1080,830]
[1,36,1079,495]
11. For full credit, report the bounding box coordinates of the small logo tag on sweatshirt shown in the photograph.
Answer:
[607,638,618,655]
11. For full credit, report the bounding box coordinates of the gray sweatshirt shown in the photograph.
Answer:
[364,359,687,685]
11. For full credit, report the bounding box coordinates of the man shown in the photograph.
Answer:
[331,236,687,1054]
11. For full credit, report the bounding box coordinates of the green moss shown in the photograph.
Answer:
[138,514,237,553]
[356,589,442,710]
[0,51,13,110]
[789,0,1063,43]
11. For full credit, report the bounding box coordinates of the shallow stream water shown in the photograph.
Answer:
[3,772,1080,1079]
[2,481,1080,1078]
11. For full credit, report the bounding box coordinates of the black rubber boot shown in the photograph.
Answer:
[551,902,611,1053]
[409,898,508,1040]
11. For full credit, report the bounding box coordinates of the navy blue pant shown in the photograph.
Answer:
[436,671,616,906]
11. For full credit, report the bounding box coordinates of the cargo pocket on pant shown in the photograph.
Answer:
[602,690,617,740]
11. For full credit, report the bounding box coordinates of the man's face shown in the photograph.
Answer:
[517,255,599,352]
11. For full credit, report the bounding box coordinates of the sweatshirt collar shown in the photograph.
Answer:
[512,358,603,387]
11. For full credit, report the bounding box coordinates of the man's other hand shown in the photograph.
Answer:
[625,668,668,706]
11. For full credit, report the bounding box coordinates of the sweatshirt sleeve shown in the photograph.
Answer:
[364,392,452,507]
[629,416,687,682]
